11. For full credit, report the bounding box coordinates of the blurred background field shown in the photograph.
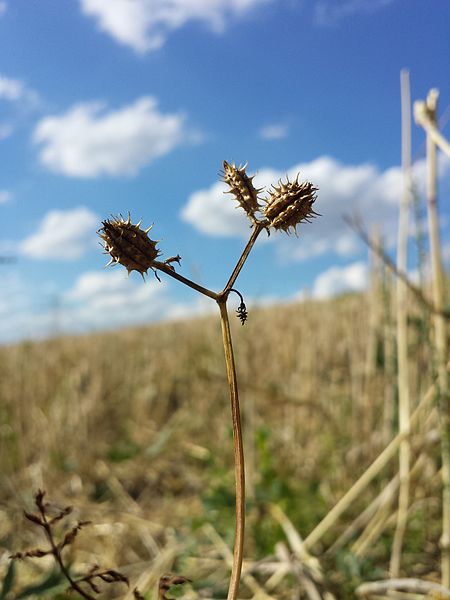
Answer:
[0,275,446,598]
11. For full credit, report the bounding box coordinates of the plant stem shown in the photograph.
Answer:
[153,261,218,300]
[390,67,412,579]
[424,88,450,587]
[38,509,95,600]
[154,222,264,303]
[221,224,264,298]
[218,300,245,600]
[156,223,264,599]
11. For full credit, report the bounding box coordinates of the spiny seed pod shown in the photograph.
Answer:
[222,160,262,224]
[264,177,319,234]
[98,214,160,277]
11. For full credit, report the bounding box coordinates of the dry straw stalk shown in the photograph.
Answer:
[303,373,440,551]
[390,67,412,579]
[421,89,450,587]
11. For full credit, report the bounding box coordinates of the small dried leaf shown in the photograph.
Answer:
[60,521,89,549]
[34,490,46,513]
[24,511,45,527]
[78,520,92,527]
[164,255,181,266]
[10,548,51,560]
[26,548,52,558]
[86,565,101,576]
[85,580,100,594]
[49,506,73,525]
[97,570,129,586]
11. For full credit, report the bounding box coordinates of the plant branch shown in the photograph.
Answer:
[44,526,95,600]
[34,497,96,600]
[12,492,129,600]
[154,222,264,304]
[218,299,245,600]
[220,223,265,299]
[152,261,218,300]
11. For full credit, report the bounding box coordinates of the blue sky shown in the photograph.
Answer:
[1,0,450,343]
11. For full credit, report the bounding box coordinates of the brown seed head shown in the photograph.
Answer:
[264,176,319,234]
[222,160,262,224]
[98,214,160,276]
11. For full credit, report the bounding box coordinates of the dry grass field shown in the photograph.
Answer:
[0,281,446,599]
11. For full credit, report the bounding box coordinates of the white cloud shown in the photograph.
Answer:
[64,269,170,330]
[0,265,222,343]
[0,2,6,16]
[80,0,273,53]
[0,75,25,101]
[181,180,255,237]
[0,271,150,342]
[0,268,216,343]
[315,0,394,25]
[0,74,40,108]
[311,261,368,299]
[20,207,99,260]
[33,96,196,177]
[0,190,11,204]
[259,123,289,140]
[0,249,266,343]
[181,154,450,261]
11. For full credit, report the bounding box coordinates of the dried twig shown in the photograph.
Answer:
[10,490,129,600]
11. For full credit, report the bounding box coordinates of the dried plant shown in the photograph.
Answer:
[419,89,450,588]
[158,574,192,600]
[98,161,318,600]
[10,490,130,600]
[263,176,319,234]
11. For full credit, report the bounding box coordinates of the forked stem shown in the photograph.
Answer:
[100,163,319,599]
[221,223,264,298]
[153,224,263,599]
[218,300,245,600]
